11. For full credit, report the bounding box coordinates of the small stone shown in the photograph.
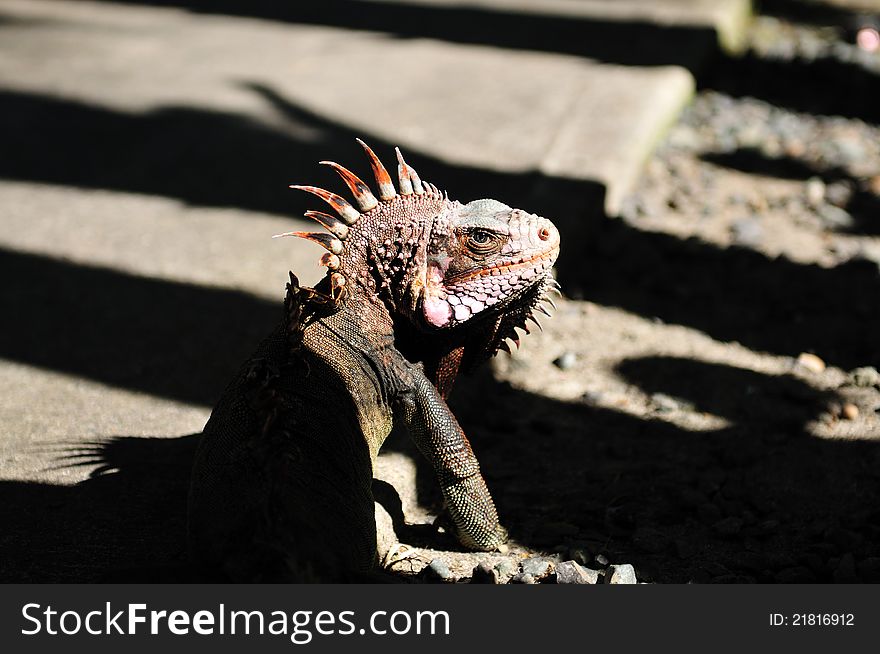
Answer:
[651,392,686,413]
[805,177,825,207]
[555,561,600,584]
[581,390,606,406]
[521,557,553,580]
[730,218,763,247]
[423,559,455,583]
[594,553,609,567]
[849,367,880,388]
[824,180,854,208]
[817,204,855,230]
[553,352,577,370]
[510,573,536,584]
[713,516,744,538]
[841,403,859,420]
[796,352,826,374]
[470,561,499,584]
[834,137,866,164]
[494,559,518,579]
[608,564,637,584]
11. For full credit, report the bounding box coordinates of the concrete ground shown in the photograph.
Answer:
[14,0,867,584]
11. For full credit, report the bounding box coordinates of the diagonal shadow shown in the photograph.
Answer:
[0,86,602,221]
[0,248,279,406]
[61,0,720,71]
[706,50,880,125]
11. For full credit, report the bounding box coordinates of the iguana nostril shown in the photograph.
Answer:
[538,226,551,241]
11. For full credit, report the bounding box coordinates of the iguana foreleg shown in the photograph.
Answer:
[394,360,508,551]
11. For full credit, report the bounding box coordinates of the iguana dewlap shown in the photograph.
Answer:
[187,140,560,581]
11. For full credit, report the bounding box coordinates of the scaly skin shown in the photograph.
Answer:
[187,140,560,580]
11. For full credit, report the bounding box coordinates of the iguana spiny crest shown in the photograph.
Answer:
[275,139,561,355]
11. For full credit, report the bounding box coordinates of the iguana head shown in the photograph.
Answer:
[278,139,560,355]
[420,197,559,331]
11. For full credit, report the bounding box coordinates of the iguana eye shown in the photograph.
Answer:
[465,229,501,255]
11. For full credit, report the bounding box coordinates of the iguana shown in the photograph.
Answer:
[187,140,560,581]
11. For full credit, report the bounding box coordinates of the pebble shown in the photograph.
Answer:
[849,366,880,388]
[795,352,826,374]
[594,553,609,567]
[817,204,855,230]
[552,351,577,370]
[608,564,638,584]
[841,403,859,420]
[494,559,518,580]
[805,177,825,207]
[730,218,764,247]
[651,393,686,413]
[469,561,499,584]
[824,180,854,208]
[423,559,455,583]
[555,561,600,584]
[521,557,553,580]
